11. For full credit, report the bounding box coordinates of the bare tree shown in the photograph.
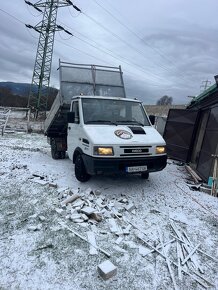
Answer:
[156,95,173,105]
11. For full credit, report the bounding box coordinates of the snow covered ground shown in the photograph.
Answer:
[0,132,217,290]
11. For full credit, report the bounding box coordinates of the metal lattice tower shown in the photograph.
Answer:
[26,0,78,119]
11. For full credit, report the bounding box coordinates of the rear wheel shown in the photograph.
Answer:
[60,151,66,159]
[75,154,90,182]
[141,172,149,179]
[51,139,60,159]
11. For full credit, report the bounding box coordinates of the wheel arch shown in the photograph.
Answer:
[73,147,83,163]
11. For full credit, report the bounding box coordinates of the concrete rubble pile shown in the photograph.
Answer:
[54,187,217,286]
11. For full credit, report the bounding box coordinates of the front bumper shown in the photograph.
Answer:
[82,154,167,175]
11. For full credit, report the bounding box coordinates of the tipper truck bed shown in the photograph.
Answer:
[44,61,126,159]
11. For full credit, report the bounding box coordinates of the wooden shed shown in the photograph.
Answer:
[163,81,218,182]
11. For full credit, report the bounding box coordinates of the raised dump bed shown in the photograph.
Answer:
[44,61,126,138]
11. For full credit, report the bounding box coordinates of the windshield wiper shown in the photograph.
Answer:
[115,120,144,126]
[86,120,118,125]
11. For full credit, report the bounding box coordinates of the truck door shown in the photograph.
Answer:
[67,100,81,160]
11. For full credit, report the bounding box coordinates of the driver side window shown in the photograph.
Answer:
[72,101,80,124]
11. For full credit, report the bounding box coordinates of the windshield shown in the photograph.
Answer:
[82,98,150,126]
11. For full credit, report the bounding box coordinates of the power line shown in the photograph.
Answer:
[61,14,194,88]
[0,8,26,25]
[56,39,194,95]
[91,0,189,80]
[58,22,169,83]
[0,5,195,96]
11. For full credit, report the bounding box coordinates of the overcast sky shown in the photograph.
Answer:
[0,0,218,104]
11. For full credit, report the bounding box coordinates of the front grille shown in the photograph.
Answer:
[119,146,151,157]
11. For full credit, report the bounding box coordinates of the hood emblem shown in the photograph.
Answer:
[114,129,133,139]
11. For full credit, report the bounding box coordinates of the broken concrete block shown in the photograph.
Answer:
[61,194,80,206]
[33,179,48,186]
[113,245,127,253]
[104,211,112,219]
[123,241,138,249]
[108,201,115,209]
[123,224,131,235]
[49,182,57,188]
[88,195,94,201]
[70,213,81,220]
[73,219,84,223]
[72,199,85,208]
[85,187,92,195]
[57,187,68,194]
[55,208,64,214]
[112,209,122,218]
[28,224,42,231]
[89,219,98,225]
[97,260,117,280]
[87,231,98,255]
[118,198,128,203]
[96,198,104,207]
[81,206,96,215]
[81,214,89,221]
[115,237,123,245]
[139,245,151,256]
[38,215,46,222]
[108,218,120,233]
[125,203,135,211]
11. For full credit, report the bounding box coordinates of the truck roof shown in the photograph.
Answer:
[71,95,142,103]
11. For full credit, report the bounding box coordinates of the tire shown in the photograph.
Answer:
[75,154,90,182]
[141,172,149,179]
[51,140,60,159]
[60,151,66,159]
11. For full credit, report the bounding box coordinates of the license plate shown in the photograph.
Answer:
[126,165,147,173]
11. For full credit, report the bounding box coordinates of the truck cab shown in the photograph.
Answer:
[67,95,167,181]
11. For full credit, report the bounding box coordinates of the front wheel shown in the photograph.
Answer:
[141,172,149,179]
[75,154,90,182]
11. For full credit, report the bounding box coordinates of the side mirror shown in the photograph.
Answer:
[149,115,155,125]
[67,112,75,123]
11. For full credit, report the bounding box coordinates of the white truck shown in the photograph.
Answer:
[45,61,167,182]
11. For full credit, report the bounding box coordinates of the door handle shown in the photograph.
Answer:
[68,127,71,130]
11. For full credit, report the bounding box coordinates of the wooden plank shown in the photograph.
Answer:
[158,229,179,290]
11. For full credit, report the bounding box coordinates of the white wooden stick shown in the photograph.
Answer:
[136,233,211,288]
[170,234,217,264]
[87,231,98,255]
[143,239,175,257]
[58,222,110,257]
[158,228,179,290]
[176,241,182,281]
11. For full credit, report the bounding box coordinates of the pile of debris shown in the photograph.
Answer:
[57,187,135,230]
[54,187,217,287]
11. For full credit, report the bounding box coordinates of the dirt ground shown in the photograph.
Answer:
[0,132,217,290]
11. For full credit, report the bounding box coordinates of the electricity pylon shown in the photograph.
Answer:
[25,0,80,119]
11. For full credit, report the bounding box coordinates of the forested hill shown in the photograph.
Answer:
[0,82,58,108]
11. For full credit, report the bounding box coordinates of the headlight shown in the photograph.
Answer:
[155,146,166,154]
[94,146,114,156]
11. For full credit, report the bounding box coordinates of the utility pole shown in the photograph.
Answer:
[25,0,80,119]
[200,79,211,93]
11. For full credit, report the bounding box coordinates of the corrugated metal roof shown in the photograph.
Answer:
[187,83,217,108]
